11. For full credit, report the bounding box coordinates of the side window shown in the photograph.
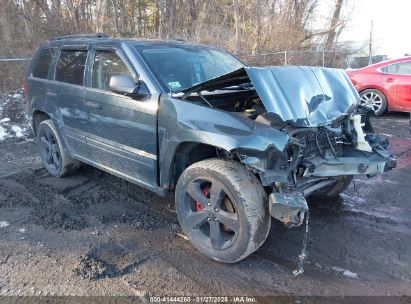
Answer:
[55,50,88,86]
[92,51,133,91]
[32,48,56,79]
[381,63,398,74]
[396,62,411,75]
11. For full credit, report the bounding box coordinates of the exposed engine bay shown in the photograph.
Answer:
[183,89,266,120]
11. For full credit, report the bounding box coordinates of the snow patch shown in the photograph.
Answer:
[331,266,358,279]
[0,91,30,141]
[11,125,24,137]
[343,269,358,278]
[177,233,188,240]
[0,125,9,140]
[0,221,10,228]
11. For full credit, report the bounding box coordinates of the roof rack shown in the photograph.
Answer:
[51,33,109,40]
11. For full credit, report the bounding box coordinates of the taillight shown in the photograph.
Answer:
[23,80,28,102]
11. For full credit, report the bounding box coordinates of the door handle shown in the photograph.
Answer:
[386,77,395,83]
[85,100,102,110]
[46,91,57,97]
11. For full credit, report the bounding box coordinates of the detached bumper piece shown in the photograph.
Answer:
[269,190,308,228]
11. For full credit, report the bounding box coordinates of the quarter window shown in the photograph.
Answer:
[381,61,411,75]
[92,51,133,91]
[55,50,88,86]
[381,64,397,74]
[32,48,56,79]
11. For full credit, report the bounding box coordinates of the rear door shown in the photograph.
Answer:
[27,47,57,117]
[84,46,158,186]
[47,46,89,157]
[381,61,411,111]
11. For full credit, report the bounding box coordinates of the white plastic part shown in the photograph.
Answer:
[351,114,372,152]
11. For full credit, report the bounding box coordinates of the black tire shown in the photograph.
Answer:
[310,176,353,198]
[359,89,387,116]
[36,119,80,177]
[175,158,271,263]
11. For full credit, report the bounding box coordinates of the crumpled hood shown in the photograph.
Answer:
[246,66,359,127]
[181,66,359,127]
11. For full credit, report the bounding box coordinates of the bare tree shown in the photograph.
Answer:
[233,0,241,53]
[0,0,12,44]
[0,0,350,57]
[325,0,344,50]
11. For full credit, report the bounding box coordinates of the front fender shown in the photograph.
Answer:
[158,96,289,188]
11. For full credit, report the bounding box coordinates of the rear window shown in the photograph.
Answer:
[32,48,56,79]
[55,50,88,86]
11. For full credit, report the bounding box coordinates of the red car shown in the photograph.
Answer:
[346,57,411,115]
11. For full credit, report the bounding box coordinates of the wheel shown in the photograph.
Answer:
[175,159,271,263]
[36,119,80,177]
[310,176,353,198]
[359,89,387,116]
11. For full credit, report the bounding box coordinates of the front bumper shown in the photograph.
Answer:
[268,149,396,228]
[303,154,397,177]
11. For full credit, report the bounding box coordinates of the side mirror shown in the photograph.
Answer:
[109,75,137,94]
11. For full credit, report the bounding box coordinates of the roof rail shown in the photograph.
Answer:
[51,33,109,40]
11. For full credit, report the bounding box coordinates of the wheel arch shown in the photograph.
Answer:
[165,141,232,190]
[32,110,51,136]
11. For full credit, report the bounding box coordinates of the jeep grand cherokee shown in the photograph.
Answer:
[25,33,396,263]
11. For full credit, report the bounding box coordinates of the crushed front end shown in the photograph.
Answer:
[239,67,396,228]
[250,109,396,228]
[179,66,396,228]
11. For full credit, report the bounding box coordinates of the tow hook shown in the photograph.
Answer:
[269,190,309,228]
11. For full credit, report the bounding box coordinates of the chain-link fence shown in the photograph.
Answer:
[0,50,34,93]
[0,49,368,92]
[241,50,352,68]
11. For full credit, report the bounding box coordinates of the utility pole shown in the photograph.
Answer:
[368,20,373,65]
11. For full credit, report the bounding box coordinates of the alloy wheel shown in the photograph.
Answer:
[359,91,383,113]
[39,128,61,171]
[181,179,239,251]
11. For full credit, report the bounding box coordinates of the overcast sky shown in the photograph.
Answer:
[318,0,411,58]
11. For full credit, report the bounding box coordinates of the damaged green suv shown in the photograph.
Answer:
[26,33,396,263]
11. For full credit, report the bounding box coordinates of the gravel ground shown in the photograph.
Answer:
[0,92,410,299]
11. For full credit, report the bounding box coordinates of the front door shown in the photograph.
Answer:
[85,47,158,185]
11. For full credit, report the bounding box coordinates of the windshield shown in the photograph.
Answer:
[134,45,245,92]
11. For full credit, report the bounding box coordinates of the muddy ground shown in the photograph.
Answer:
[0,105,410,299]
